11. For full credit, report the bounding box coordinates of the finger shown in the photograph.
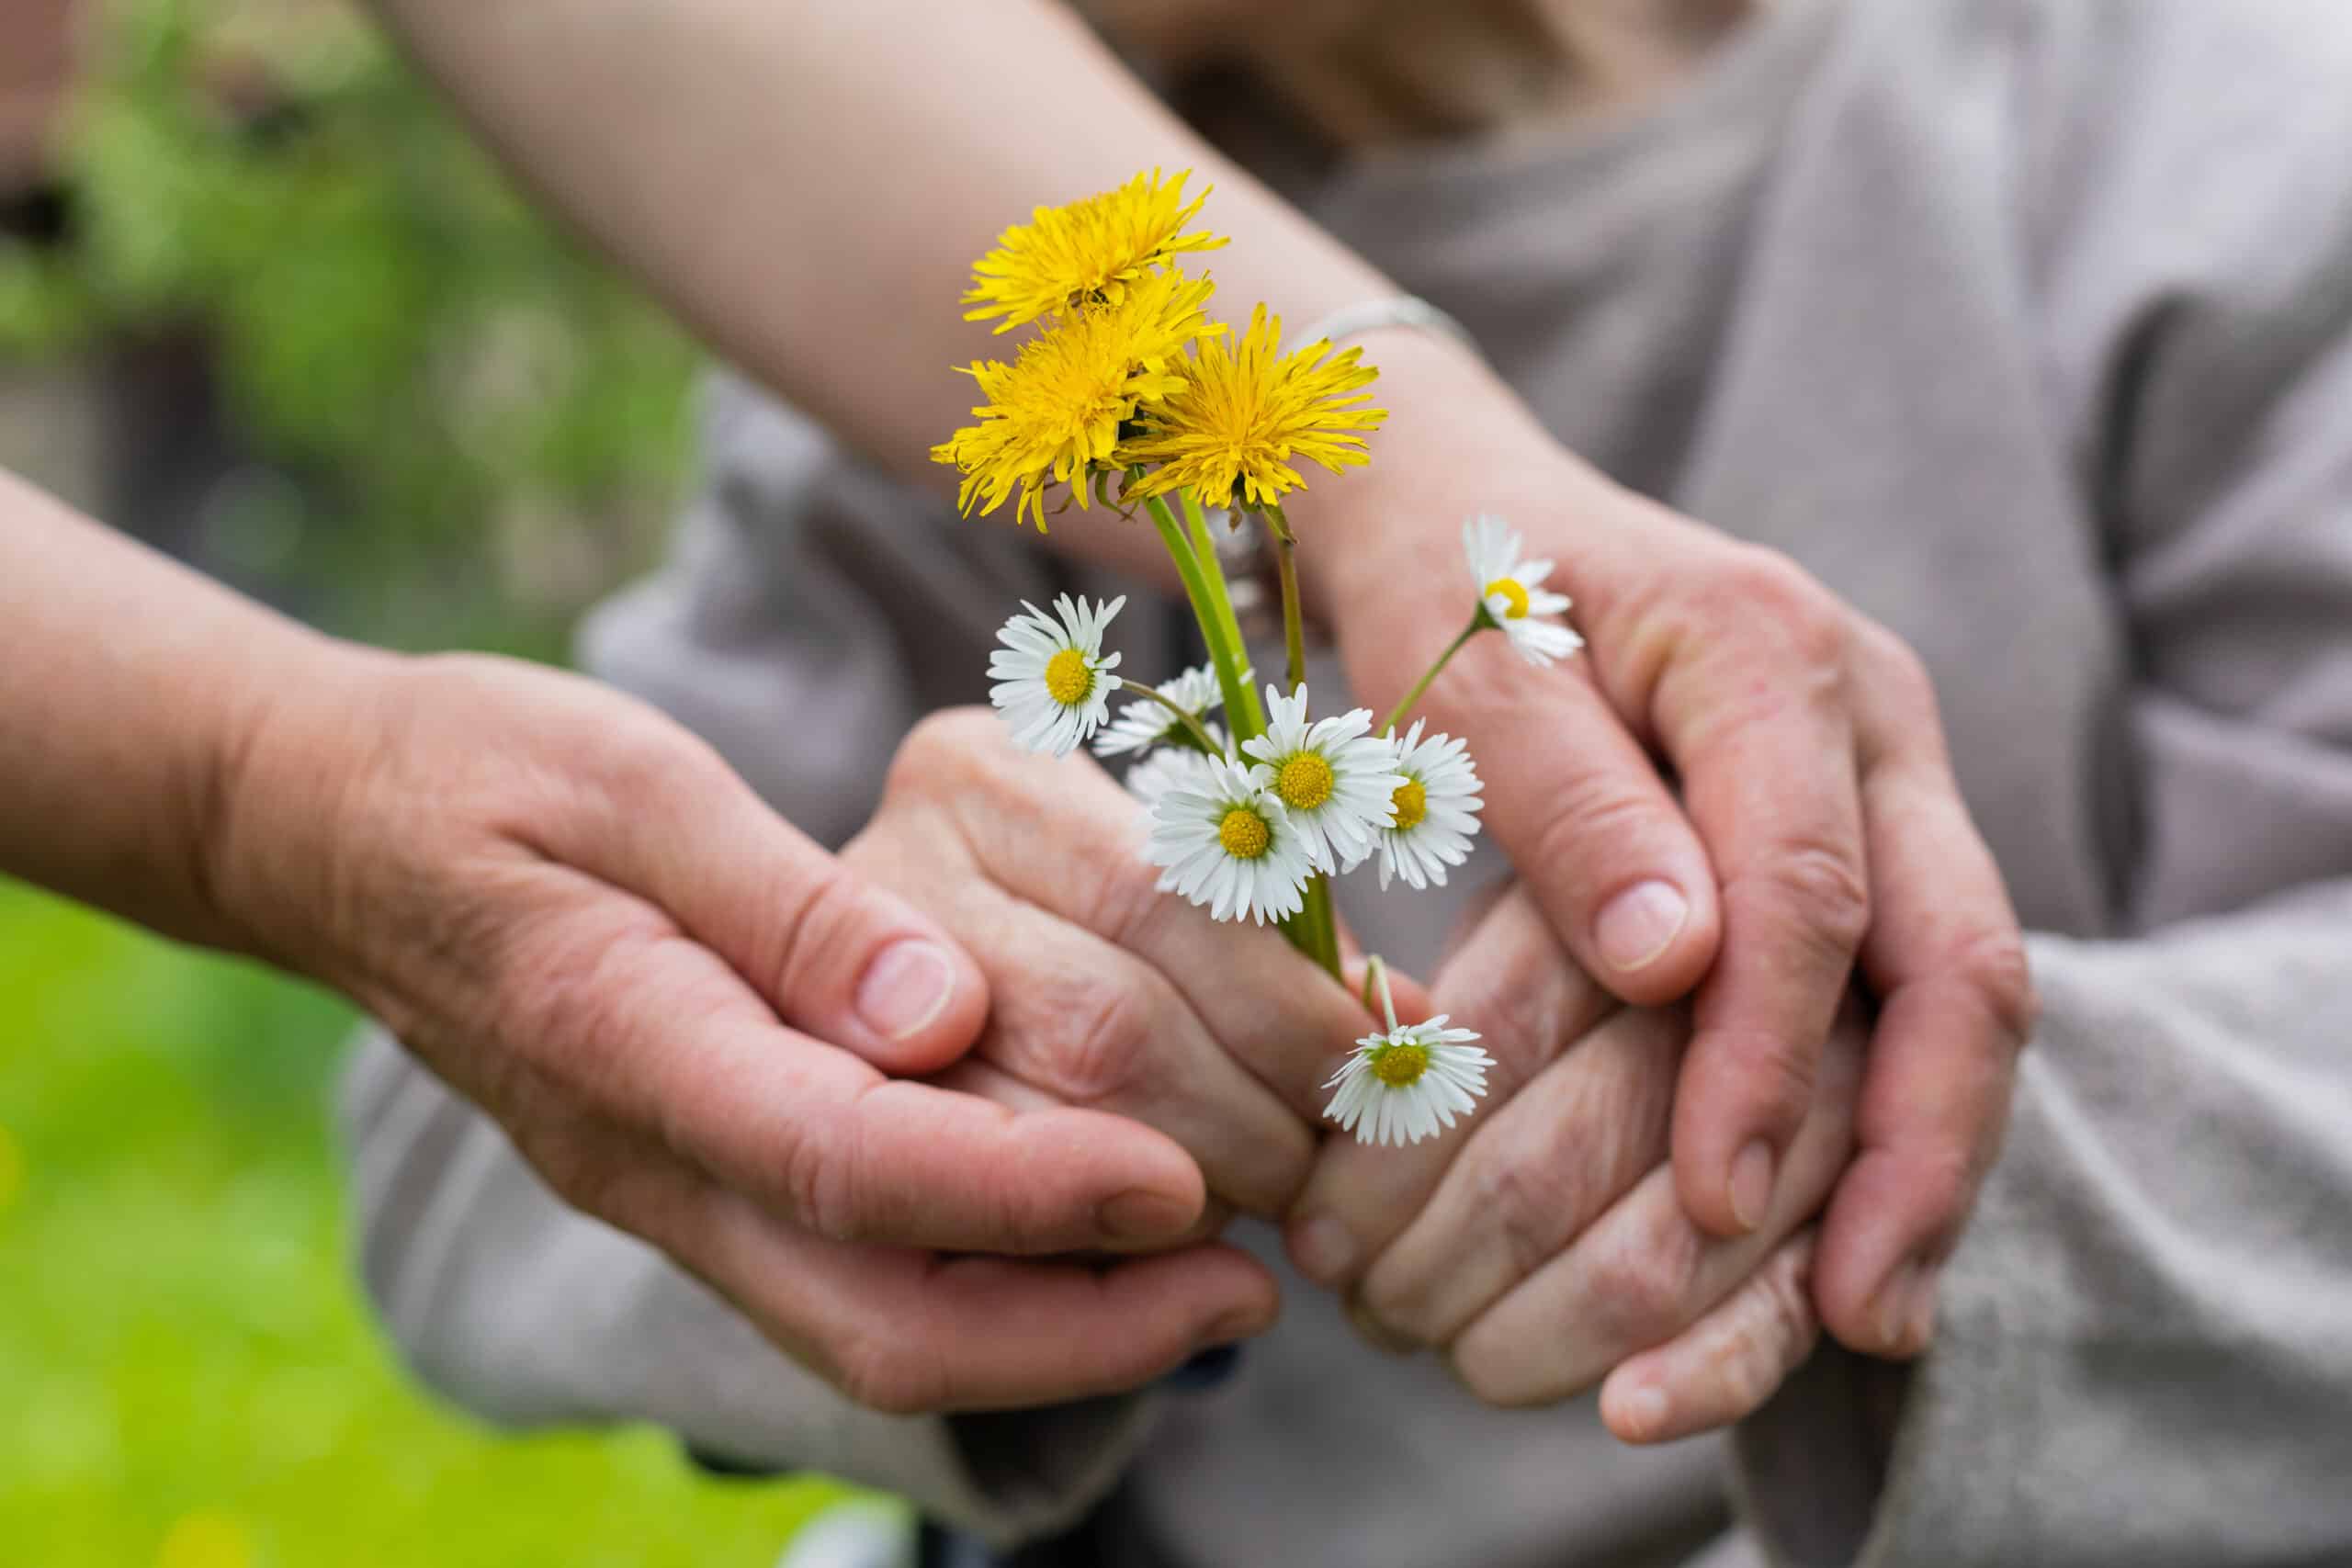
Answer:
[544,720,989,1076]
[919,709,1379,1117]
[1657,562,1871,1238]
[688,1181,1282,1415]
[934,877,1317,1215]
[505,885,1208,1253]
[1816,640,2032,1355]
[1599,1231,1819,1445]
[1446,1016,1859,1407]
[1283,886,1614,1290]
[926,1057,1239,1251]
[1351,1005,1681,1348]
[1414,627,1723,1006]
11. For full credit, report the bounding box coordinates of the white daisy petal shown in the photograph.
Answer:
[988,594,1125,756]
[1239,684,1409,875]
[1121,726,1227,807]
[1461,513,1586,668]
[1374,719,1485,892]
[1321,1014,1492,1146]
[1093,662,1229,758]
[1143,756,1314,926]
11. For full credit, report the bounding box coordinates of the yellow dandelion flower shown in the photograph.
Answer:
[962,167,1228,333]
[933,268,1218,530]
[1121,305,1387,510]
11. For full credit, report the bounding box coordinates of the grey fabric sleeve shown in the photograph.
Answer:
[334,377,1159,1547]
[1737,12,2352,1557]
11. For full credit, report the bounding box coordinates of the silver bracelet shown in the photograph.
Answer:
[1298,294,1481,358]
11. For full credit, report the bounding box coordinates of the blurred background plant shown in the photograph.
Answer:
[1,0,698,653]
[0,2,846,1562]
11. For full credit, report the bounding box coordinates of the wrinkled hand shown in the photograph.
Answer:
[1287,886,1863,1439]
[846,708,1383,1221]
[218,654,1293,1415]
[1313,344,2034,1357]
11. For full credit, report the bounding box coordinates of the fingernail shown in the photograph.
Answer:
[1205,1303,1274,1344]
[1288,1215,1358,1286]
[1099,1186,1197,1243]
[1618,1383,1669,1440]
[1730,1139,1776,1232]
[1874,1261,1933,1352]
[1907,1272,1940,1349]
[1594,880,1690,974]
[853,940,956,1041]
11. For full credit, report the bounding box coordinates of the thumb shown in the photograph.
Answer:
[558,729,990,1075]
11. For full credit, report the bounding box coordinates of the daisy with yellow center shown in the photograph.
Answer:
[988,594,1125,756]
[1145,756,1316,925]
[962,167,1229,333]
[1374,719,1486,892]
[1323,960,1492,1146]
[933,268,1217,532]
[1238,683,1407,875]
[1120,305,1387,511]
[1464,513,1582,667]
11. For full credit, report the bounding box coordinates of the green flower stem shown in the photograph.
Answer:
[1141,490,1261,747]
[1178,488,1264,737]
[1378,616,1484,738]
[1363,953,1400,1032]
[1297,872,1342,983]
[1261,502,1309,698]
[1119,681,1226,758]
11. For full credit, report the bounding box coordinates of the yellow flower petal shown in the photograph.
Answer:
[962,168,1229,333]
[1120,304,1386,510]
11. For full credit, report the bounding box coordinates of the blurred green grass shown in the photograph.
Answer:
[0,878,838,1566]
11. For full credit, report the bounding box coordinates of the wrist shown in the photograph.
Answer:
[198,630,408,985]
[1287,327,1552,627]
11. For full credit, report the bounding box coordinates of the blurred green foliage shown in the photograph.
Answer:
[0,0,701,650]
[0,881,842,1565]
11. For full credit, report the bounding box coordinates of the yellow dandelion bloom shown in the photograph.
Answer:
[933,268,1218,531]
[1121,304,1387,510]
[962,167,1228,333]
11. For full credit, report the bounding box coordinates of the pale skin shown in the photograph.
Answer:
[2,479,1819,1425]
[366,0,2034,1356]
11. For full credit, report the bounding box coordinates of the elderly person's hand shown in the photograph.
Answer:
[1286,885,1863,1440]
[845,708,1384,1225]
[1304,339,2034,1359]
[224,657,1333,1416]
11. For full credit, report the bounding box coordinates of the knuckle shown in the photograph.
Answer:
[1039,981,1161,1105]
[1745,838,1873,958]
[779,1106,866,1242]
[831,1331,949,1416]
[889,708,1002,802]
[1069,849,1171,952]
[770,858,871,993]
[1589,1227,1698,1337]
[1857,618,1939,711]
[1956,928,2040,1043]
[1474,1145,1587,1281]
[1718,547,1846,666]
[1707,1025,1819,1132]
[1532,773,1670,879]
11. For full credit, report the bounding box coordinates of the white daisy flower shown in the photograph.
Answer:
[1144,756,1316,925]
[1093,662,1228,758]
[1374,720,1485,891]
[988,594,1125,756]
[1239,684,1408,874]
[1122,728,1226,807]
[1463,513,1582,667]
[1323,1014,1493,1146]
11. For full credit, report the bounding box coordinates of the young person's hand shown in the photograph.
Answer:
[1306,338,2035,1360]
[1285,885,1860,1440]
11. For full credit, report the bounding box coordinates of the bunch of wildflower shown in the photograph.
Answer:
[942,173,1584,1145]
